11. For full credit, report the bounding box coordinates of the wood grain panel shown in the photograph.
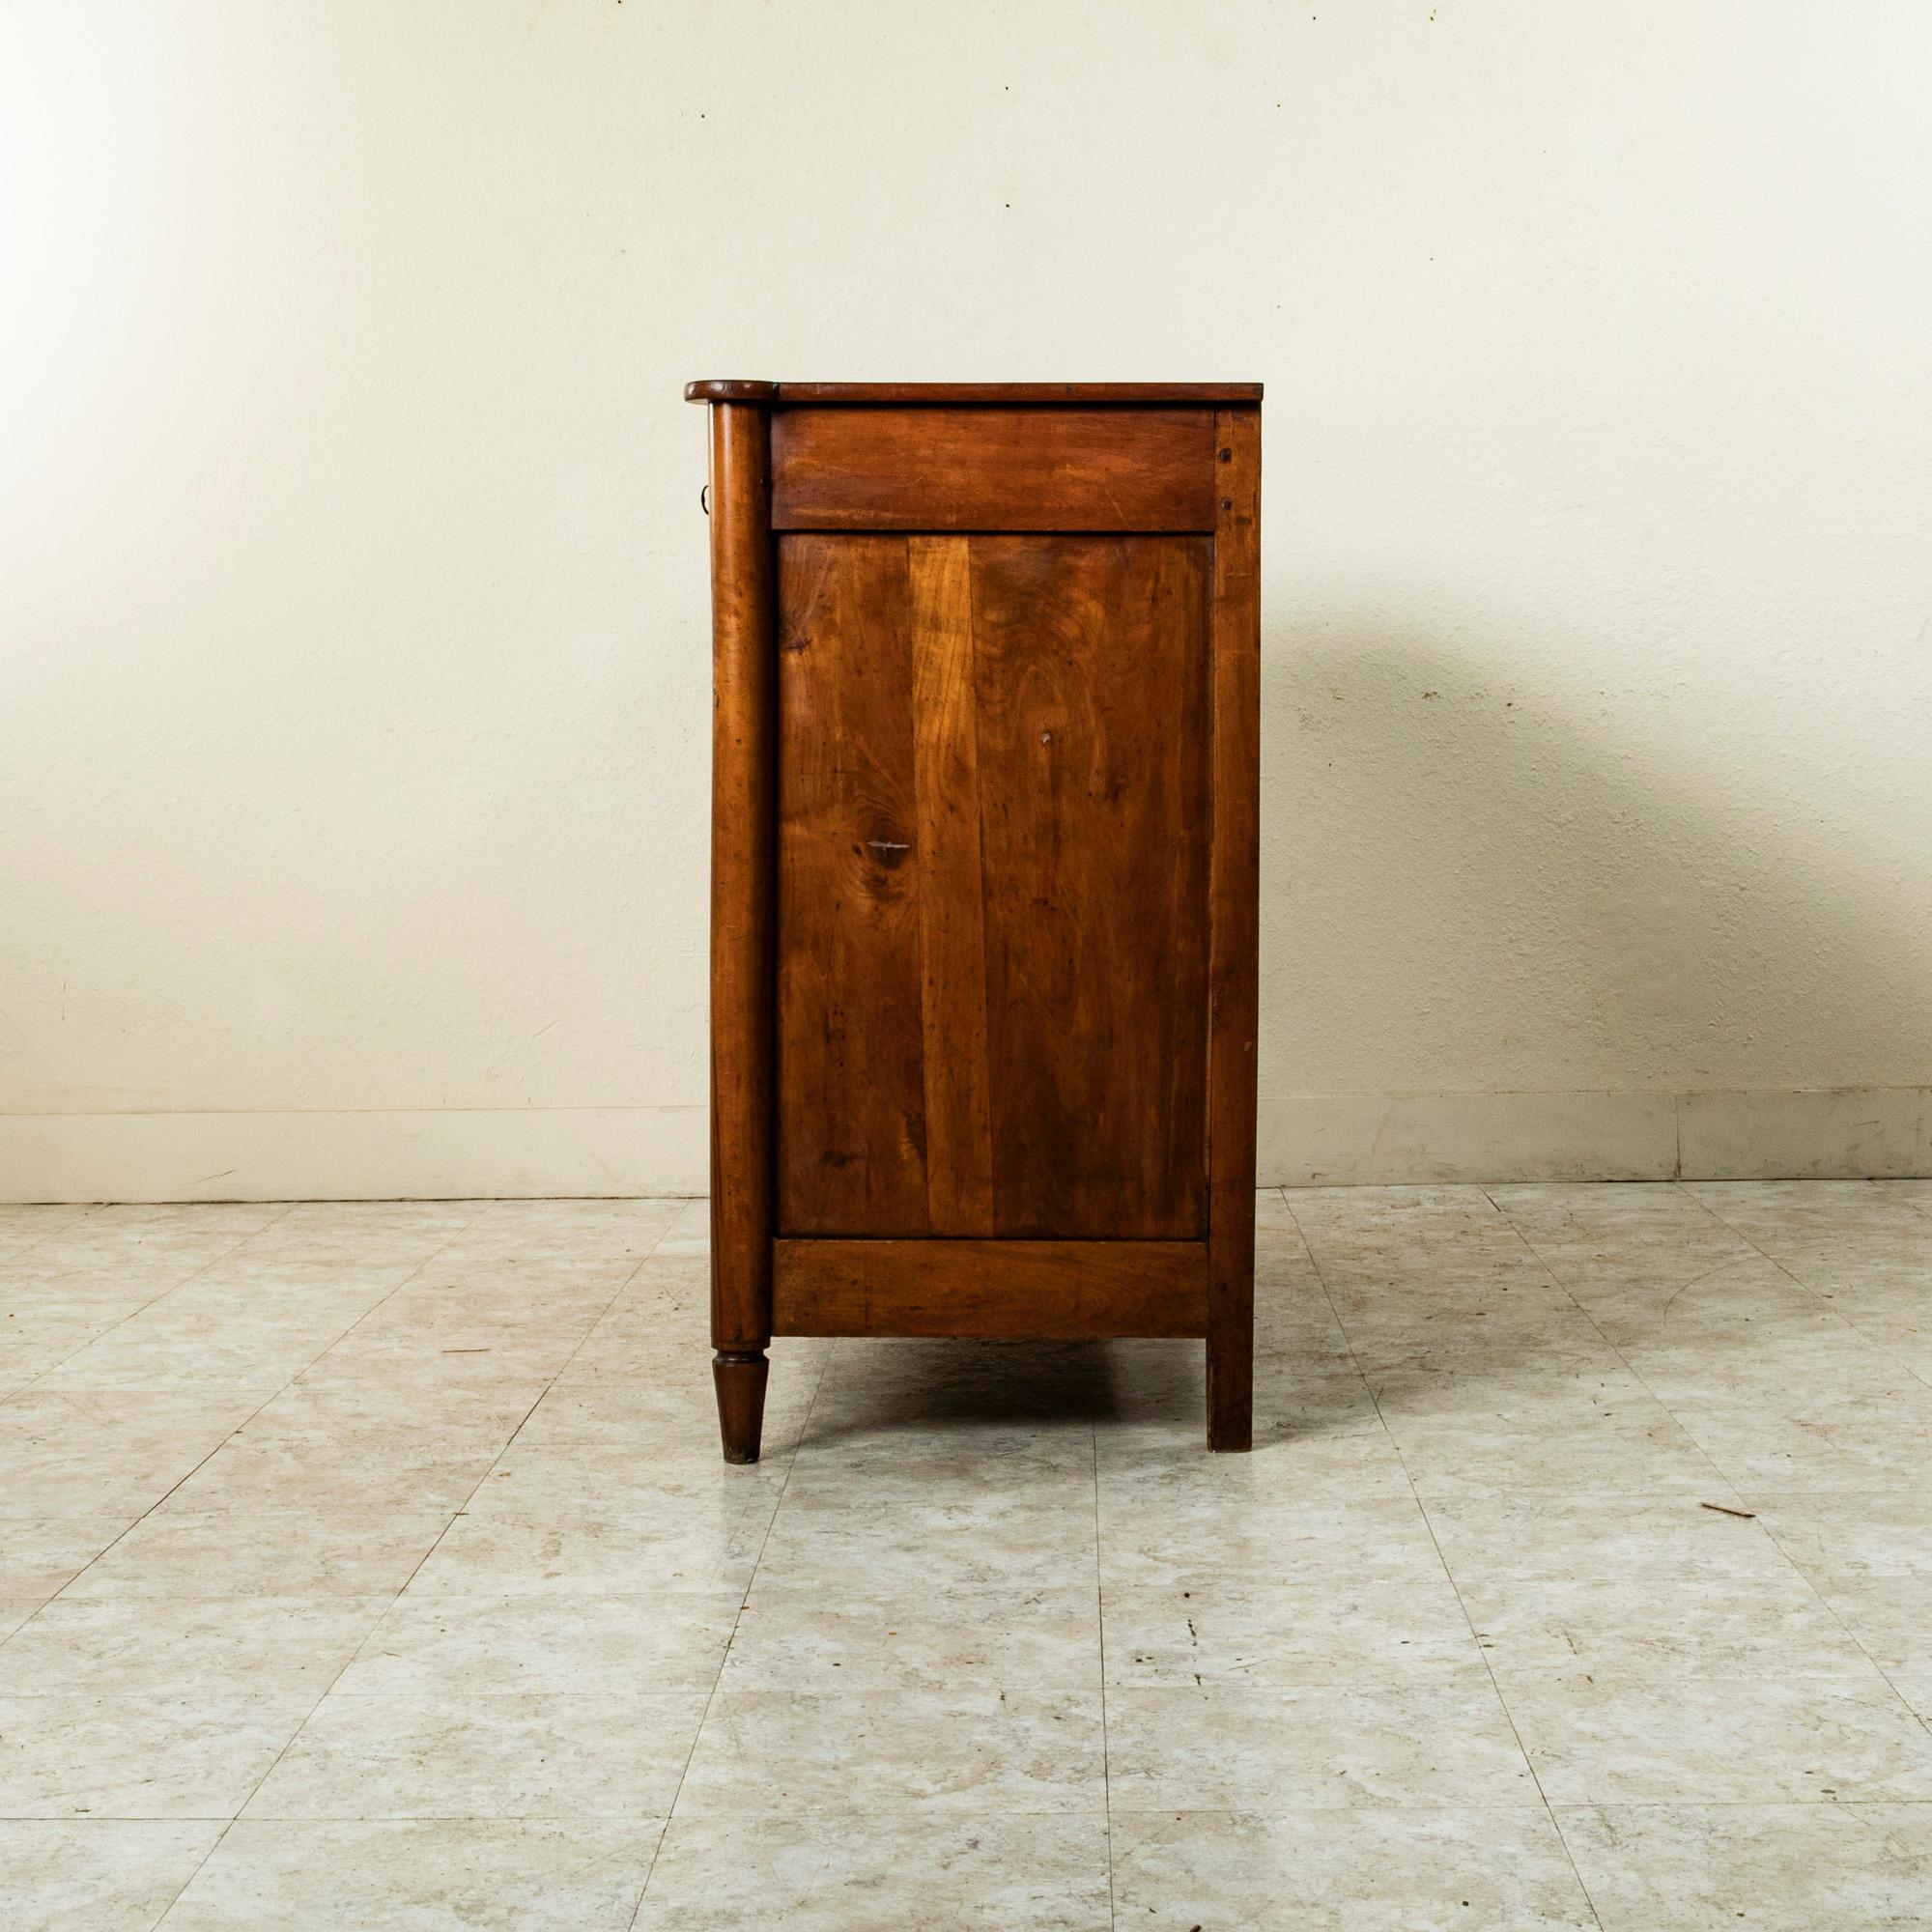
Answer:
[908,537,996,1234]
[774,1238,1208,1338]
[971,536,1211,1237]
[771,408,1217,531]
[775,535,930,1236]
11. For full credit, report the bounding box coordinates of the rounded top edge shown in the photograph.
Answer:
[684,380,781,403]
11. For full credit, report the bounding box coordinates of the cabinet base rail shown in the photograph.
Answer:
[773,1236,1208,1338]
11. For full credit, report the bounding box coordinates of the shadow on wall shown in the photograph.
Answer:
[1256,614,1932,1176]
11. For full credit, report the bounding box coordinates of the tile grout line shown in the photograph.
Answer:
[140,1199,671,1926]
[0,1203,127,1380]
[291,1202,680,1686]
[1490,1182,1911,1809]
[627,1320,838,1929]
[0,1202,145,1286]
[33,1216,498,1412]
[1646,1182,1932,1724]
[1471,1184,1871,1884]
[238,1198,506,1401]
[0,1205,306,1642]
[1669,1179,1932,1395]
[0,1202,90,1266]
[11,1202,304,1397]
[17,1795,1930,1824]
[1474,1183,1887,1656]
[139,1198,522,1927]
[31,1201,503,1617]
[14,1207,313,1622]
[1279,1189,1610,1932]
[1472,1187,1752,1505]
[1494,1183,1932,1741]
[316,1206,707,1928]
[1093,1413,1116,1932]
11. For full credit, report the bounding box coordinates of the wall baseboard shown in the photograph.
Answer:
[1,1090,1925,1202]
[1261,1088,1932,1185]
[0,1107,708,1204]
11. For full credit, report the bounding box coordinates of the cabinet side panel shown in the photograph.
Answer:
[971,535,1211,1237]
[775,534,931,1236]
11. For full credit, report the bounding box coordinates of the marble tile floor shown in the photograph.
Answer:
[1,1182,1930,1926]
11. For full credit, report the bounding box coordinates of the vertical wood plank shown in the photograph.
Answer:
[909,537,997,1235]
[1205,407,1263,1451]
[774,535,931,1236]
[971,535,1211,1237]
[706,401,776,1460]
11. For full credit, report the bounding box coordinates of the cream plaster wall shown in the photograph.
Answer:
[3,1,1929,1198]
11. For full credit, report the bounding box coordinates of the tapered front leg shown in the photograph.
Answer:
[703,393,777,1466]
[713,1349,770,1464]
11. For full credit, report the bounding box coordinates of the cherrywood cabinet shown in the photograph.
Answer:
[688,380,1262,1460]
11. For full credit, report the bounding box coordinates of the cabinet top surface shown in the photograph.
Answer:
[684,380,1262,406]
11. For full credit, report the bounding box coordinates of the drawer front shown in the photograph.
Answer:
[775,530,1211,1239]
[770,406,1217,531]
